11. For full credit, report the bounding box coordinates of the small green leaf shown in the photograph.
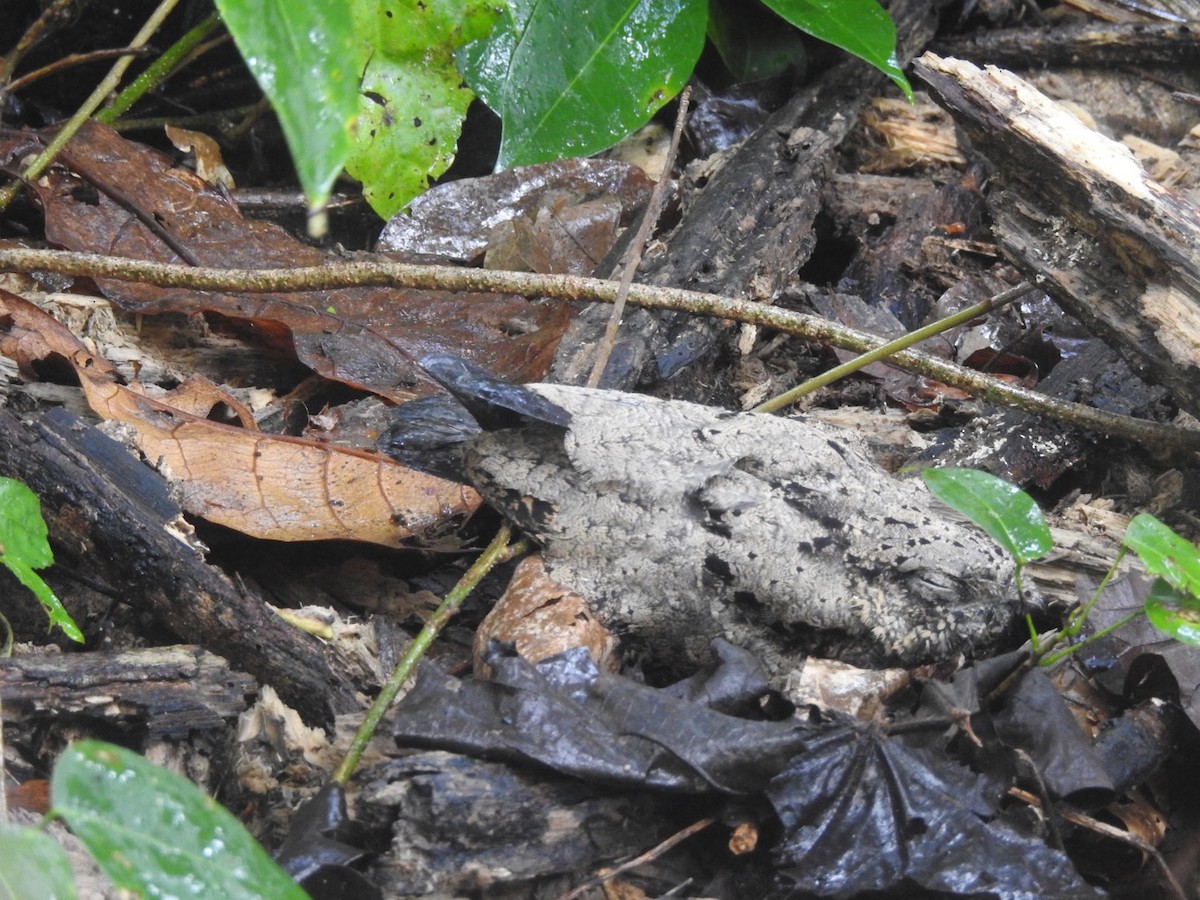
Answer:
[345,0,499,218]
[51,741,309,900]
[0,476,53,568]
[213,0,360,220]
[1124,513,1200,599]
[0,823,78,900]
[1144,576,1200,645]
[5,559,82,643]
[922,467,1052,567]
[461,0,707,168]
[760,0,912,99]
[0,477,82,642]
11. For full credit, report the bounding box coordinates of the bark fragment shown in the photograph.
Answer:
[914,52,1200,418]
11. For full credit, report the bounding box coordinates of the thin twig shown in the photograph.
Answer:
[6,48,154,94]
[754,282,1036,413]
[331,526,527,785]
[0,247,1197,450]
[556,816,717,900]
[0,0,77,85]
[0,0,183,212]
[587,87,691,387]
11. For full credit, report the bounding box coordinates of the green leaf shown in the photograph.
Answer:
[0,477,53,568]
[5,559,82,643]
[51,741,309,900]
[0,477,82,642]
[346,0,500,219]
[0,823,77,900]
[461,0,707,168]
[213,0,359,219]
[1144,576,1200,646]
[708,0,807,83]
[1124,513,1200,599]
[921,467,1052,567]
[759,0,912,99]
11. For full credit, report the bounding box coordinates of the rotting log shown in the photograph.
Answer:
[0,407,356,727]
[0,644,254,741]
[913,52,1200,419]
[933,21,1200,69]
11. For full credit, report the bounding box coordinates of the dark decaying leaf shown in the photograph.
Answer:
[1079,571,1200,731]
[377,157,653,263]
[417,353,571,430]
[274,783,380,900]
[916,648,1030,719]
[357,751,675,897]
[767,726,1107,898]
[375,392,482,482]
[393,641,810,794]
[918,651,1116,809]
[992,668,1116,810]
[18,122,574,399]
[393,642,1107,897]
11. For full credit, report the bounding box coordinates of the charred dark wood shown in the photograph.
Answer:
[919,340,1171,490]
[914,53,1200,419]
[823,173,942,236]
[0,407,356,726]
[934,21,1200,68]
[551,0,943,397]
[357,751,676,896]
[0,645,253,741]
[834,162,993,328]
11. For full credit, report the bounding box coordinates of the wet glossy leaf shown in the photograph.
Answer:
[922,467,1052,567]
[0,823,77,900]
[0,477,82,642]
[707,1,808,83]
[461,0,707,167]
[346,0,501,218]
[770,725,1105,897]
[761,0,912,99]
[1144,577,1200,646]
[1124,513,1200,599]
[51,741,308,900]
[213,0,359,217]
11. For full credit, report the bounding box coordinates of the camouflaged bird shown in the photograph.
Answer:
[383,356,1025,674]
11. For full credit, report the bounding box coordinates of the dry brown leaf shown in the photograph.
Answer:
[164,124,235,191]
[473,554,619,678]
[76,370,478,546]
[0,289,479,547]
[17,121,575,399]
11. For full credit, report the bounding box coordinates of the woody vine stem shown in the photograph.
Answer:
[0,246,1195,449]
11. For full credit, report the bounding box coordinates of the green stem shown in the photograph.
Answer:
[1034,549,1128,665]
[1040,610,1144,668]
[753,282,1036,413]
[1066,548,1128,637]
[0,0,183,212]
[97,12,222,124]
[331,526,525,785]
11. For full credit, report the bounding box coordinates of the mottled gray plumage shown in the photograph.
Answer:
[450,380,1022,674]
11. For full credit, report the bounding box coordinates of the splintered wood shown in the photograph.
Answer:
[913,52,1200,419]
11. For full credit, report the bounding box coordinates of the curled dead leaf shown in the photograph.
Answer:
[0,288,478,547]
[474,554,619,679]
